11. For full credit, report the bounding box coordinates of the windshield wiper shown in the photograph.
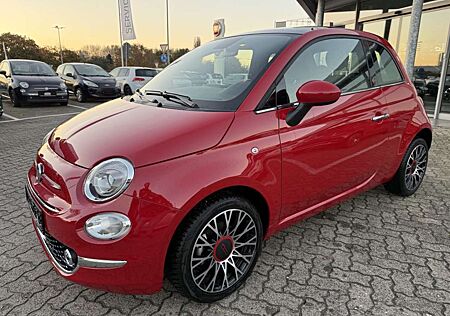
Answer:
[145,90,198,108]
[130,89,163,107]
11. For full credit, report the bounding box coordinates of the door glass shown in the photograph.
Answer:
[364,41,403,86]
[281,38,370,103]
[63,65,75,76]
[118,68,129,77]
[110,68,120,77]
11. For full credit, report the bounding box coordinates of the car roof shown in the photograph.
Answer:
[114,66,158,70]
[63,62,101,66]
[5,59,47,63]
[241,27,324,36]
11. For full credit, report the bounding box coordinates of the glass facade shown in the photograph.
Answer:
[327,2,450,118]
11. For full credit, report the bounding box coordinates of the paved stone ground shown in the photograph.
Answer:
[0,115,449,316]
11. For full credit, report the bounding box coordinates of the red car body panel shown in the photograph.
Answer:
[27,28,432,294]
[49,100,235,168]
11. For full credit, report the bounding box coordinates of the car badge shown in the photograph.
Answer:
[45,87,49,91]
[105,84,110,87]
[36,163,44,183]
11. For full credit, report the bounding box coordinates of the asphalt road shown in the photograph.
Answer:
[0,99,449,315]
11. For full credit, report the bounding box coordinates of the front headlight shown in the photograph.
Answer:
[85,212,131,240]
[83,80,98,88]
[19,82,29,88]
[42,128,55,146]
[84,158,134,202]
[59,82,67,89]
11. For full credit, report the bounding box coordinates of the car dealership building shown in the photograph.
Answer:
[295,0,450,120]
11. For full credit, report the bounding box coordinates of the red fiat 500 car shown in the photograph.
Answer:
[27,27,431,302]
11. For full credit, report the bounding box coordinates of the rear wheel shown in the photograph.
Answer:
[385,138,428,196]
[167,195,263,302]
[123,85,133,96]
[9,89,22,107]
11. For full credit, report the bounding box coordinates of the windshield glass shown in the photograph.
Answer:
[142,34,294,111]
[74,64,110,77]
[10,61,56,76]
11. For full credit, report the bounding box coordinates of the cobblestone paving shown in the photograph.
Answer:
[0,116,449,316]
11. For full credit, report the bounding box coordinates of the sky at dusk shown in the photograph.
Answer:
[0,0,310,50]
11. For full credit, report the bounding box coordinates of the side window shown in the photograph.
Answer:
[110,68,120,77]
[63,65,75,76]
[365,41,403,86]
[279,38,370,104]
[118,68,130,77]
[2,62,11,76]
[56,65,65,75]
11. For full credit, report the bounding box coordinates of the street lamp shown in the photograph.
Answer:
[53,26,64,64]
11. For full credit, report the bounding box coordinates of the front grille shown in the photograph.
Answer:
[43,231,78,273]
[100,88,116,95]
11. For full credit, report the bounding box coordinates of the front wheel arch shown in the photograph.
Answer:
[164,185,270,275]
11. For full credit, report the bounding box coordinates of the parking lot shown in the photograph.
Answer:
[0,98,449,316]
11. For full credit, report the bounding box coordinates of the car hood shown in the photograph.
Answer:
[81,76,116,85]
[49,99,235,168]
[15,75,62,85]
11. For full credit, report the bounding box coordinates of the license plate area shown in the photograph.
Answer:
[26,186,45,232]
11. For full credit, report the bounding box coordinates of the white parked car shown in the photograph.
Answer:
[110,67,160,95]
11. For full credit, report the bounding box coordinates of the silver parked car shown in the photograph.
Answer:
[110,66,160,95]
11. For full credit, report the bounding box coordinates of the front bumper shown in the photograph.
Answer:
[25,144,178,294]
[84,86,121,99]
[26,184,126,274]
[15,88,68,104]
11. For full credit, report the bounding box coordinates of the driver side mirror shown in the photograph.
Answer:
[286,80,341,127]
[66,72,74,78]
[0,70,6,77]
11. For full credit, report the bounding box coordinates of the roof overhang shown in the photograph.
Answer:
[297,0,435,19]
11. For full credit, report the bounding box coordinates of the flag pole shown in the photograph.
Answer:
[2,42,7,60]
[118,0,124,66]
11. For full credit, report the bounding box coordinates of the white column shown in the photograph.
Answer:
[315,0,325,27]
[404,0,424,78]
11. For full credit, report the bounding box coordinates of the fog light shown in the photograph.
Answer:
[85,212,131,240]
[64,249,77,268]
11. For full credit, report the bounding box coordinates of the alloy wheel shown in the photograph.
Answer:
[190,208,258,293]
[405,144,427,191]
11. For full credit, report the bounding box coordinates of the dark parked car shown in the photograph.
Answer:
[426,75,450,96]
[56,63,120,102]
[0,59,68,107]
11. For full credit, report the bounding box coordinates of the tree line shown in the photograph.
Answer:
[0,33,189,71]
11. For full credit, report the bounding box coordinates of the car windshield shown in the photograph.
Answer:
[142,34,294,111]
[75,64,110,77]
[10,61,56,76]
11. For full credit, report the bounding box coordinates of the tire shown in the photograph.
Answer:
[9,89,22,107]
[384,138,429,196]
[167,195,263,302]
[123,85,133,96]
[75,88,86,103]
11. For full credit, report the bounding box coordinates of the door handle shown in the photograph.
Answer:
[372,113,390,122]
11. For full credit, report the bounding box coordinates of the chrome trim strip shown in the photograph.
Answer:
[26,180,60,213]
[78,257,127,269]
[42,174,62,190]
[254,81,405,114]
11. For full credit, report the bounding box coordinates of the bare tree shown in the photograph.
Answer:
[193,36,201,49]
